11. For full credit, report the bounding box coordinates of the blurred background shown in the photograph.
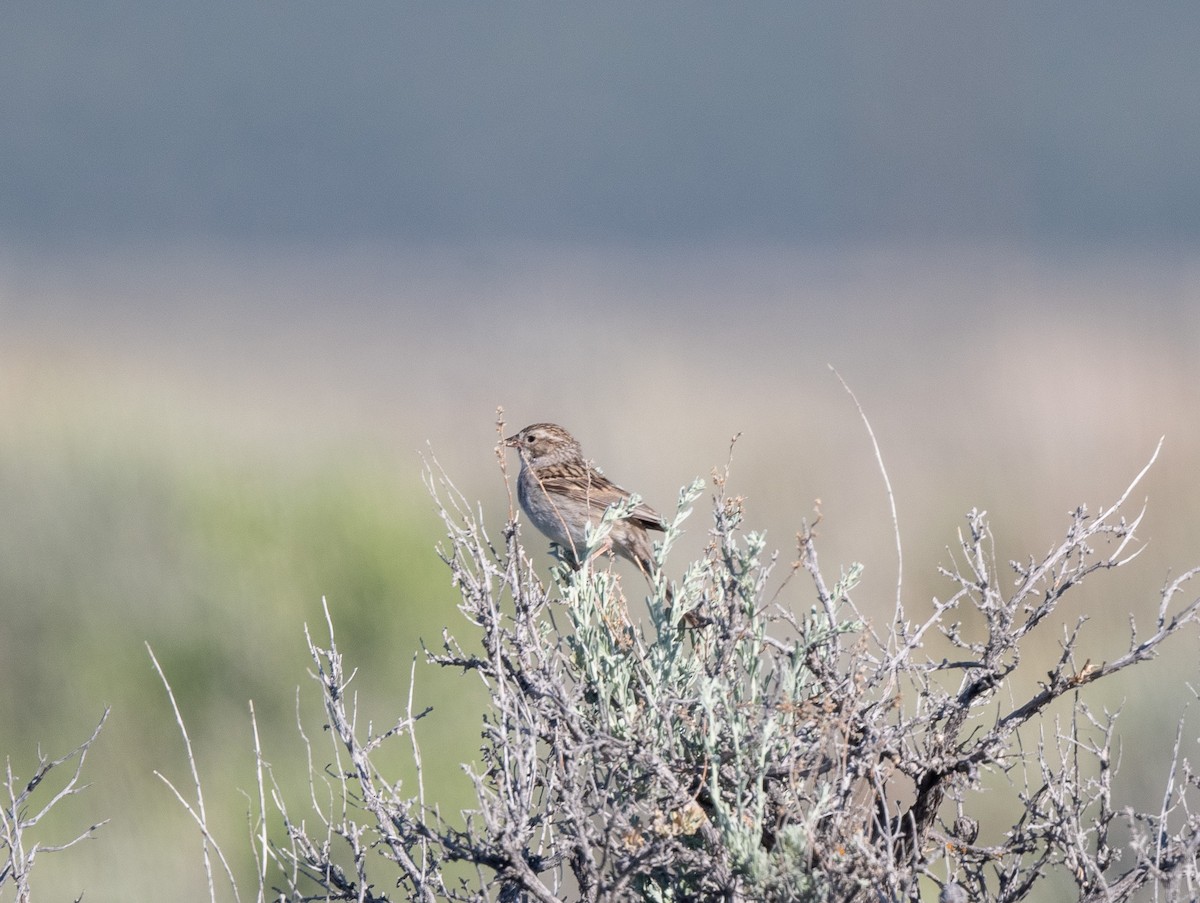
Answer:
[2,3,1199,900]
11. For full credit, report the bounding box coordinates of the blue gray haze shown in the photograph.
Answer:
[4,2,1199,250]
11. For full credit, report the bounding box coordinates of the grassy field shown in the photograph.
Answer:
[0,350,494,898]
[2,244,1198,900]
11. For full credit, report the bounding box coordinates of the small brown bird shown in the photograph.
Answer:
[504,422,667,581]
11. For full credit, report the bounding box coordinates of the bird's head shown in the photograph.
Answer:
[504,422,582,467]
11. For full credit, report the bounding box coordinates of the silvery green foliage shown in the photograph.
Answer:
[272,448,1200,903]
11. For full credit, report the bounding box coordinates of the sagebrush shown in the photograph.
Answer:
[6,438,1199,903]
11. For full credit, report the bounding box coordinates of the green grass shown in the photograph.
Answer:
[0,394,485,902]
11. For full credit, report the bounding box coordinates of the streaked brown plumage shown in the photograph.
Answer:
[503,422,666,579]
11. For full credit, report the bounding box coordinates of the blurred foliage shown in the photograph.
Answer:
[0,387,485,902]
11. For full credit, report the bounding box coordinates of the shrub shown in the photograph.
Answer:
[245,439,1200,902]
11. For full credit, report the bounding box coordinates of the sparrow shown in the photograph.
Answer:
[504,422,667,582]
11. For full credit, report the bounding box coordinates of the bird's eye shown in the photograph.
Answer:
[525,435,535,443]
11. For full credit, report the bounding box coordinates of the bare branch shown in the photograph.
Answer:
[1,710,109,902]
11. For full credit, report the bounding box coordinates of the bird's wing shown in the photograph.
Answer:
[537,470,667,532]
[628,505,668,532]
[622,490,668,532]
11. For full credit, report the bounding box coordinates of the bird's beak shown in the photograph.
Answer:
[503,434,519,448]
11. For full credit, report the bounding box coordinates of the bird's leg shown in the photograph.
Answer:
[554,538,614,571]
[550,541,582,570]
